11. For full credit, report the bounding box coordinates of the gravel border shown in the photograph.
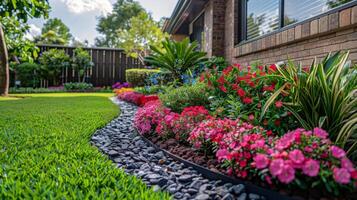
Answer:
[91,98,266,200]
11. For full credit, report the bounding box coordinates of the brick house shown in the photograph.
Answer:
[163,0,357,66]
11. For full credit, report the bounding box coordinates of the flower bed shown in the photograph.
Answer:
[131,100,357,199]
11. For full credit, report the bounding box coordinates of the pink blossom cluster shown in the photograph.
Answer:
[133,100,171,134]
[118,91,144,105]
[155,106,211,143]
[250,128,357,188]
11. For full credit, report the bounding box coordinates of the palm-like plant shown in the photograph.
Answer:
[262,52,357,158]
[144,38,207,82]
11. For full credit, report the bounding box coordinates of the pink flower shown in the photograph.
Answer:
[331,145,346,159]
[216,149,230,161]
[313,128,328,139]
[269,158,284,176]
[254,154,269,169]
[333,167,351,184]
[341,158,355,172]
[275,101,283,108]
[248,114,255,121]
[302,159,320,177]
[288,149,305,164]
[277,164,295,184]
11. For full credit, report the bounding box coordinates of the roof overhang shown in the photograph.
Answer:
[165,0,207,34]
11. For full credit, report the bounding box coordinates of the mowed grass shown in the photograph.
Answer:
[0,93,170,199]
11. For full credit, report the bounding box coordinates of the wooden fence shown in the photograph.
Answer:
[37,44,144,87]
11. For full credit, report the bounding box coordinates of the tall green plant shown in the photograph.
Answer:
[39,49,70,86]
[72,48,93,82]
[262,52,357,157]
[145,38,207,82]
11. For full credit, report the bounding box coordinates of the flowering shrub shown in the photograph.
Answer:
[118,91,144,105]
[134,100,170,134]
[112,82,131,89]
[201,64,296,135]
[188,118,239,155]
[156,106,211,143]
[251,128,357,195]
[114,88,134,96]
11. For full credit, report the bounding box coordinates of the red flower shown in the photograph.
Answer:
[218,75,225,85]
[219,86,227,93]
[274,119,281,126]
[232,84,239,90]
[237,88,246,97]
[267,130,273,136]
[269,64,277,72]
[243,97,253,104]
[263,84,275,92]
[223,66,233,75]
[275,101,283,108]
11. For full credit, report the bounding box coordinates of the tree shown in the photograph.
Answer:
[71,48,93,82]
[0,0,50,96]
[119,12,168,64]
[95,0,144,47]
[34,18,72,45]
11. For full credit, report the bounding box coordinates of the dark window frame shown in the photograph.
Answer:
[235,0,357,46]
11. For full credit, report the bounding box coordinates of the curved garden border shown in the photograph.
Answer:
[136,128,293,200]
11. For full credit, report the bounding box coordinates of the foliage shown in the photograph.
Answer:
[200,56,229,72]
[134,85,168,95]
[0,93,169,199]
[14,62,41,87]
[262,52,357,157]
[2,17,39,63]
[118,12,168,64]
[34,18,72,45]
[63,82,93,91]
[95,0,144,47]
[71,48,94,82]
[0,0,49,60]
[201,64,296,135]
[159,83,210,113]
[38,49,70,85]
[126,68,161,87]
[145,38,207,82]
[9,87,65,94]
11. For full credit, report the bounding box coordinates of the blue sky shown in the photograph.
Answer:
[28,0,178,45]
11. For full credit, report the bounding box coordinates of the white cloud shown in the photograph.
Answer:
[25,24,41,40]
[59,0,112,16]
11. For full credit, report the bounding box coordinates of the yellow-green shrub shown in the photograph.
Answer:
[125,68,160,87]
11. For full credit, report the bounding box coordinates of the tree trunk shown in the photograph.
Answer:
[0,24,9,96]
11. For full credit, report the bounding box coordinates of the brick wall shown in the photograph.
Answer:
[224,1,357,66]
[204,0,226,57]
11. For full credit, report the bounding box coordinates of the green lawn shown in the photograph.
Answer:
[0,93,170,199]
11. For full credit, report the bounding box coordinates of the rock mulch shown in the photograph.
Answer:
[91,98,266,200]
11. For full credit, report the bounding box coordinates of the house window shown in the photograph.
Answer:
[238,0,354,42]
[246,0,280,40]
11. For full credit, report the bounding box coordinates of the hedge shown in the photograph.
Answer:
[126,69,160,87]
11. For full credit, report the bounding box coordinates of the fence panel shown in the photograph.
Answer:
[36,44,144,87]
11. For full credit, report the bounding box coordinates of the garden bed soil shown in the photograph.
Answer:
[145,135,357,200]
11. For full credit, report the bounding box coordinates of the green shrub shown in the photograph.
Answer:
[126,68,160,87]
[64,82,93,91]
[39,49,71,85]
[14,62,41,87]
[134,85,168,95]
[159,83,210,113]
[72,48,94,82]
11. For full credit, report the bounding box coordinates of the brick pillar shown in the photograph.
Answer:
[204,0,226,57]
